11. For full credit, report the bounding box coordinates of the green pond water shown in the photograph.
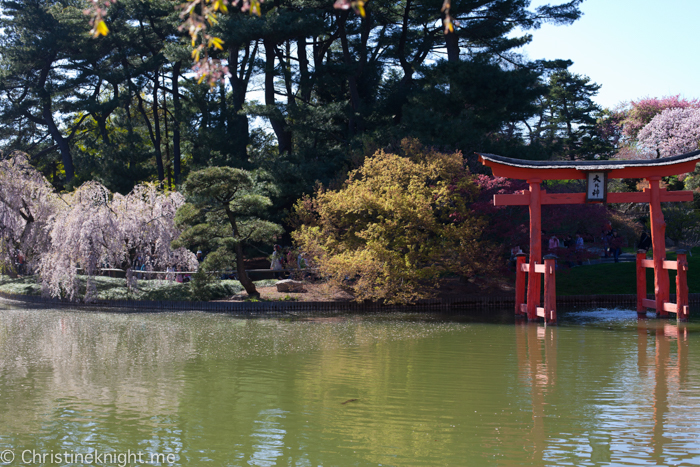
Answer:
[0,302,699,466]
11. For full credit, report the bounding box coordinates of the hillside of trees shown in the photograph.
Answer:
[0,0,597,195]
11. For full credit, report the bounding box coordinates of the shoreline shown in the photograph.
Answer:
[2,290,697,314]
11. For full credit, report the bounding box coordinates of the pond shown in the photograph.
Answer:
[0,302,699,466]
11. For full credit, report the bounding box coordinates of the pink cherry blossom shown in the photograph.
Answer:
[636,108,700,159]
[40,182,197,301]
[621,96,700,139]
[1,153,197,300]
[0,152,59,276]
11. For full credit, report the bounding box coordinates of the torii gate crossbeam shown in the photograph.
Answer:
[479,150,700,324]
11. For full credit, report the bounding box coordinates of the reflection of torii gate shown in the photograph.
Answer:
[479,150,700,324]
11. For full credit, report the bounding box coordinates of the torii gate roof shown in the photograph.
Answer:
[478,149,700,180]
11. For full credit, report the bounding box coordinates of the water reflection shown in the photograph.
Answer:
[644,320,691,463]
[1,303,700,465]
[515,315,700,466]
[515,323,558,464]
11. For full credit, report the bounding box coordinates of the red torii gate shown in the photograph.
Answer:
[478,150,700,324]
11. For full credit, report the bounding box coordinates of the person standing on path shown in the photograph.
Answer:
[270,244,285,279]
[575,233,584,265]
[638,230,651,253]
[548,235,560,252]
[609,230,624,263]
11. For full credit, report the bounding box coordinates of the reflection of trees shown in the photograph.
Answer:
[174,320,522,465]
[0,310,195,440]
[1,306,699,466]
[2,309,493,464]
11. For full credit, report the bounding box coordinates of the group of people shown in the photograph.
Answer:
[601,228,626,262]
[164,265,191,283]
[545,225,630,264]
[155,246,312,282]
[133,256,192,282]
[549,225,656,265]
[546,233,584,252]
[548,229,628,264]
[270,245,308,279]
[547,233,587,266]
[512,226,630,269]
[510,233,585,268]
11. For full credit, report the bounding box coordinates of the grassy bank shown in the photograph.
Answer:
[557,248,700,296]
[3,249,699,303]
[0,275,278,301]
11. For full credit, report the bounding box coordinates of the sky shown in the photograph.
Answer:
[518,0,700,109]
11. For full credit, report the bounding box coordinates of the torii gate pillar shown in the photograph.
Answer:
[648,177,671,317]
[527,179,542,320]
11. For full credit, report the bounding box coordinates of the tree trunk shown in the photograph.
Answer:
[96,115,110,146]
[43,104,74,182]
[338,10,363,135]
[162,84,171,189]
[298,36,312,102]
[228,43,256,164]
[224,206,259,298]
[446,30,460,62]
[394,0,415,124]
[152,70,164,182]
[235,242,259,298]
[219,82,227,130]
[172,61,182,185]
[135,70,164,181]
[263,38,292,154]
[37,60,74,182]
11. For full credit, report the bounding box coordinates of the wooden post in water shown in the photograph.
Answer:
[676,250,689,322]
[515,253,527,316]
[636,250,647,316]
[543,255,557,325]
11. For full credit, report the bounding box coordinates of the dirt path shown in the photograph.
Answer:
[219,277,513,303]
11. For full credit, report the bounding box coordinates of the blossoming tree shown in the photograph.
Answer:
[0,152,60,276]
[636,108,700,159]
[40,182,197,300]
[620,96,700,140]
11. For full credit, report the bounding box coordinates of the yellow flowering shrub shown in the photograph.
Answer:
[292,139,490,304]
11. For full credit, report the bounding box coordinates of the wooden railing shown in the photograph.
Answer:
[515,253,557,324]
[637,250,689,321]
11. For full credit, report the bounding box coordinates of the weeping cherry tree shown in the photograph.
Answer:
[0,152,60,276]
[40,182,197,301]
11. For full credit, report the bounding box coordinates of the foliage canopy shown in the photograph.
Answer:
[292,139,490,304]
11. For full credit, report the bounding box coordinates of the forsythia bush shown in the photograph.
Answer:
[292,139,491,304]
